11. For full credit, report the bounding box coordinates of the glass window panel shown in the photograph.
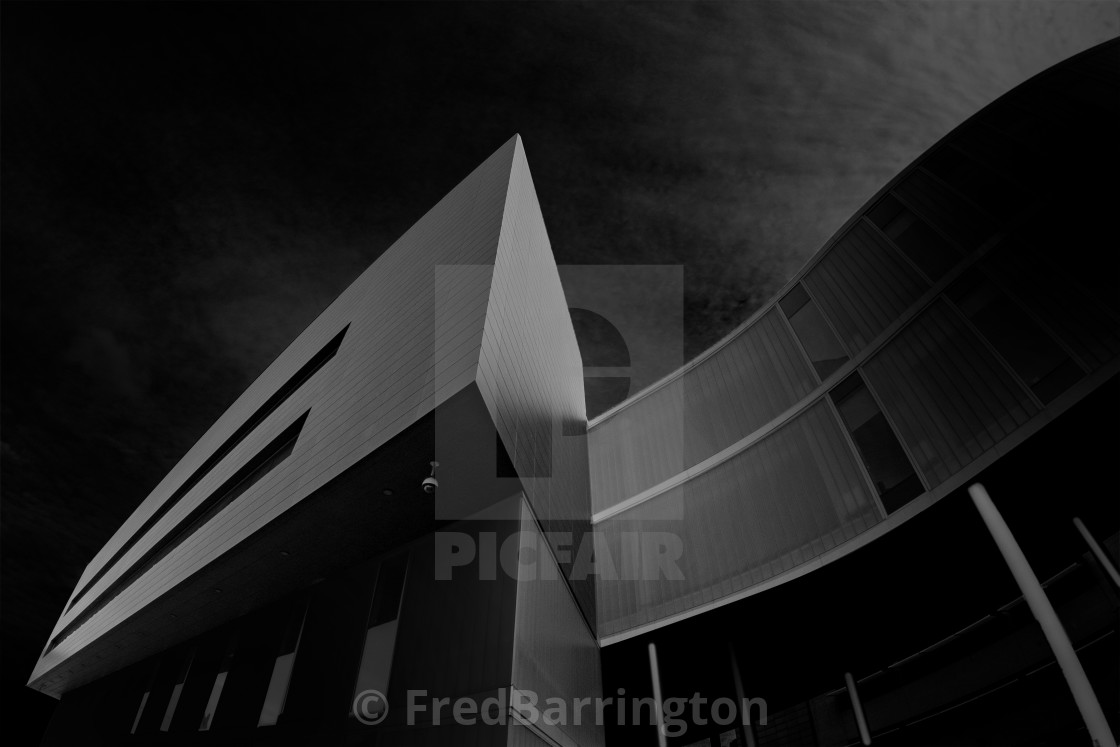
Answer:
[131,692,150,735]
[128,660,160,735]
[867,195,959,281]
[782,284,849,380]
[832,374,923,513]
[863,300,1039,487]
[950,271,1083,403]
[160,649,196,731]
[199,634,239,731]
[134,651,185,735]
[924,146,1021,220]
[867,194,907,230]
[892,217,959,281]
[350,553,409,721]
[368,554,408,627]
[925,145,975,184]
[778,283,811,316]
[198,673,228,732]
[257,601,308,727]
[983,100,1049,148]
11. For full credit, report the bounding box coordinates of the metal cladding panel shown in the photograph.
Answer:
[588,379,685,515]
[803,220,930,354]
[477,137,594,622]
[588,309,814,514]
[511,499,604,747]
[595,400,878,639]
[32,137,520,690]
[981,239,1120,372]
[683,309,817,465]
[893,168,997,254]
[863,299,1039,489]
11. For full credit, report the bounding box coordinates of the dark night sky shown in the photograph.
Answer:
[2,1,1116,738]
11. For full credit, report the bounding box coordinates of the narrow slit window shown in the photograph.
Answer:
[831,373,924,513]
[199,633,239,731]
[66,326,347,615]
[780,283,849,381]
[949,270,1084,403]
[350,553,409,722]
[867,195,960,281]
[130,662,159,735]
[258,601,309,727]
[48,412,308,653]
[160,648,196,731]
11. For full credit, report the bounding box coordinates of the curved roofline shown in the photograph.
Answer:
[586,41,1100,429]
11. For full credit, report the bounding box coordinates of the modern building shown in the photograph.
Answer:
[30,39,1118,747]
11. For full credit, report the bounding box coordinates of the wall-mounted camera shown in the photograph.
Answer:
[422,461,439,494]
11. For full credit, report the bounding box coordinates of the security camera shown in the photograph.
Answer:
[422,461,439,494]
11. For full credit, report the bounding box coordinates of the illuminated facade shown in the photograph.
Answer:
[32,40,1118,746]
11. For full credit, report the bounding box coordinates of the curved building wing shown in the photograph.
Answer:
[590,38,1120,642]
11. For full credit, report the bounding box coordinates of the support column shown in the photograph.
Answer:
[729,644,758,747]
[969,483,1116,747]
[1073,516,1120,590]
[648,642,667,747]
[844,672,871,746]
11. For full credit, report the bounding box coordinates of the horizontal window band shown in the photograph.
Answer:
[65,326,348,616]
[48,412,309,654]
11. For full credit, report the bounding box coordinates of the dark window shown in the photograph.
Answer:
[134,648,192,735]
[350,553,409,722]
[981,99,1050,149]
[48,412,309,653]
[780,284,849,380]
[199,634,239,731]
[867,195,959,281]
[66,325,348,615]
[258,601,309,727]
[949,271,1084,403]
[831,374,924,513]
[210,608,286,731]
[130,662,160,735]
[160,648,196,731]
[922,145,1022,221]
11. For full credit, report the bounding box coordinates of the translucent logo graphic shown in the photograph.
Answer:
[433,529,685,582]
[352,689,389,726]
[429,264,684,521]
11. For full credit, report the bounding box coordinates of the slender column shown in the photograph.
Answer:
[1073,517,1120,590]
[729,644,758,747]
[844,672,871,746]
[970,483,1116,747]
[648,642,668,747]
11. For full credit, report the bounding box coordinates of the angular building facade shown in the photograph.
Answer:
[30,40,1118,746]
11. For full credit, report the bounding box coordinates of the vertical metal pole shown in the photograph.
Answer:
[648,642,668,747]
[844,672,872,746]
[1074,516,1120,590]
[730,644,758,747]
[970,484,1117,747]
